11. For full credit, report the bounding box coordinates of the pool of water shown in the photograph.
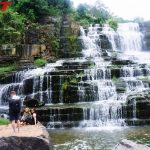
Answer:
[49,126,150,150]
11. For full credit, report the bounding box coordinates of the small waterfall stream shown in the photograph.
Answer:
[0,22,150,129]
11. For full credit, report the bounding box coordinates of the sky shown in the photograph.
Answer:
[73,0,150,21]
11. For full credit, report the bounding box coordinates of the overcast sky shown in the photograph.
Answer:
[73,0,150,21]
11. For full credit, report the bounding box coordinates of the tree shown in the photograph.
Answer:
[107,18,118,31]
[15,0,50,22]
[0,8,26,44]
[77,4,89,17]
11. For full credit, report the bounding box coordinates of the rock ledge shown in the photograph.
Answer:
[0,123,53,150]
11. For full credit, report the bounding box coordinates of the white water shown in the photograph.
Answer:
[79,25,125,127]
[0,60,64,104]
[102,22,143,52]
[117,23,143,51]
[102,24,117,50]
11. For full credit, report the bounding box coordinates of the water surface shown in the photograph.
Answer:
[49,126,150,150]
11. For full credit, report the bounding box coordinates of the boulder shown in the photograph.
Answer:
[113,139,150,150]
[0,123,53,150]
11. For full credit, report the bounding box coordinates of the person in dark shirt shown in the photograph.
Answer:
[9,91,21,132]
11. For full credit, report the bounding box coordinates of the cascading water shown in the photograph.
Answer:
[0,22,150,130]
[117,23,143,51]
[0,60,64,104]
[79,25,125,127]
[102,22,143,52]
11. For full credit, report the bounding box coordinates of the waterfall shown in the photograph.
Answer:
[0,22,149,129]
[102,22,143,52]
[79,25,125,127]
[80,25,101,57]
[117,23,143,51]
[0,60,64,104]
[102,24,117,50]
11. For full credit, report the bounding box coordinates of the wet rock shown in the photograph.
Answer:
[113,139,150,150]
[23,98,45,107]
[112,60,135,65]
[124,90,150,123]
[111,68,120,78]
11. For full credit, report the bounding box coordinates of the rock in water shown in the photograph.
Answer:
[113,139,150,150]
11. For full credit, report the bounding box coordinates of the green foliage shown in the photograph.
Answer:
[0,64,17,75]
[79,19,90,27]
[0,9,26,44]
[76,2,111,27]
[0,118,10,125]
[62,80,69,91]
[107,18,118,31]
[48,6,61,16]
[70,78,78,83]
[51,40,59,56]
[48,0,73,14]
[34,58,47,67]
[15,0,50,22]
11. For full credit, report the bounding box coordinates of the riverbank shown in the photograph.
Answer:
[0,123,53,150]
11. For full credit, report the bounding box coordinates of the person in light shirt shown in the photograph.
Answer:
[9,91,21,132]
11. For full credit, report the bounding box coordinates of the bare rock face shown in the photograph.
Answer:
[0,123,53,150]
[113,139,150,150]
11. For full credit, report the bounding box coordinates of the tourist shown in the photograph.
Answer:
[9,91,21,133]
[21,107,31,125]
[30,108,37,125]
[21,108,37,125]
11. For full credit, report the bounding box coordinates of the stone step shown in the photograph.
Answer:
[44,69,84,76]
[62,61,95,66]
[56,65,92,70]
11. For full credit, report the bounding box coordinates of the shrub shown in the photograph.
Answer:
[107,18,118,31]
[34,58,47,67]
[0,64,17,75]
[0,118,10,125]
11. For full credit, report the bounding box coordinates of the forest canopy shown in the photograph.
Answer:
[0,0,124,44]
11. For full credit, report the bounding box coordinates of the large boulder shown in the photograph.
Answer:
[0,123,53,150]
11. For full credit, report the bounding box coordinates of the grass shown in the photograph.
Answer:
[0,118,10,125]
[34,58,47,67]
[0,64,17,76]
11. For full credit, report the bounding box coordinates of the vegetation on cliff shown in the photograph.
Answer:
[34,58,47,67]
[0,0,118,59]
[0,64,17,76]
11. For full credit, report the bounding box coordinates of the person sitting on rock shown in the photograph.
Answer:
[30,108,37,125]
[21,108,37,125]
